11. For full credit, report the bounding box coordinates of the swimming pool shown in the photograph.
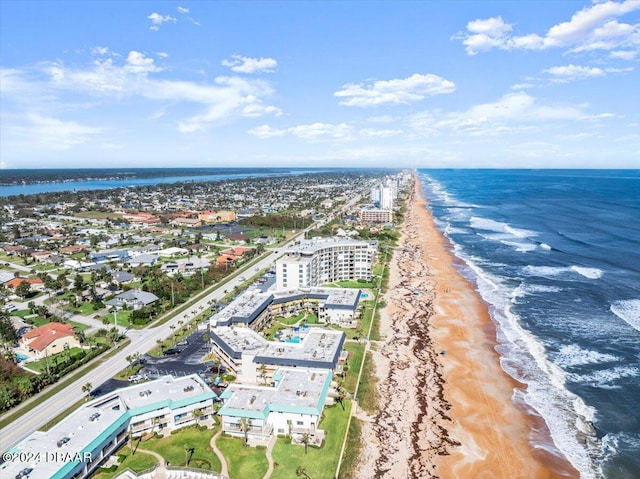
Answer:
[15,353,28,362]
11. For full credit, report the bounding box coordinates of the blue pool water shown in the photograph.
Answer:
[15,353,28,362]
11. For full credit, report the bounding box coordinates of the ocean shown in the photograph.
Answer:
[418,169,640,479]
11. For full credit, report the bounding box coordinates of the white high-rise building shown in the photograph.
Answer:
[370,183,382,204]
[276,237,378,289]
[380,186,394,209]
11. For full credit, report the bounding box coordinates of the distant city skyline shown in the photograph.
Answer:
[1,0,639,169]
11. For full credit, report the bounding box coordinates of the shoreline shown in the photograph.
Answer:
[355,175,579,478]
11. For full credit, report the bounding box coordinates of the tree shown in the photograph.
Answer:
[0,314,17,347]
[296,466,311,478]
[258,363,268,385]
[336,386,346,411]
[193,408,203,426]
[82,382,92,399]
[15,280,31,299]
[73,274,84,293]
[183,444,193,466]
[239,418,250,447]
[300,432,311,454]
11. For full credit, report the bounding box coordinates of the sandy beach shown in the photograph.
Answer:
[354,176,579,479]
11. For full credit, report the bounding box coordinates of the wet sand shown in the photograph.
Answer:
[354,175,579,478]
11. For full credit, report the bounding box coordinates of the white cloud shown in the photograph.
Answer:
[2,53,281,135]
[510,82,536,90]
[147,12,176,31]
[91,46,111,56]
[455,0,640,55]
[14,113,103,150]
[334,73,455,107]
[177,6,189,14]
[248,125,286,138]
[610,49,638,59]
[248,122,353,141]
[125,51,162,74]
[289,122,353,141]
[542,63,633,82]
[544,64,606,82]
[406,92,604,138]
[222,55,277,74]
[358,128,403,138]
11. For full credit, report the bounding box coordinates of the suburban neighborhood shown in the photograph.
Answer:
[0,170,408,479]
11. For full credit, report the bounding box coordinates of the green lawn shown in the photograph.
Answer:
[92,447,157,479]
[334,280,375,289]
[217,434,269,479]
[271,402,352,479]
[355,352,378,415]
[342,343,365,394]
[339,417,363,479]
[138,426,221,471]
[19,314,91,332]
[25,347,86,373]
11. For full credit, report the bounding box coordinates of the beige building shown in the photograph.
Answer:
[19,322,81,359]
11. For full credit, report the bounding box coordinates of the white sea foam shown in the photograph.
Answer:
[524,265,604,280]
[501,240,537,252]
[570,366,640,388]
[555,344,619,368]
[456,253,600,479]
[610,299,640,332]
[470,216,538,238]
[540,243,552,250]
[570,266,603,279]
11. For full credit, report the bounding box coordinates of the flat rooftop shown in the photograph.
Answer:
[2,375,212,479]
[211,326,344,369]
[283,237,376,255]
[219,367,331,419]
[210,290,273,326]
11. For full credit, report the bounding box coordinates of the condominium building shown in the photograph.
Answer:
[2,375,216,479]
[359,208,393,224]
[218,367,332,444]
[275,237,377,289]
[208,326,345,384]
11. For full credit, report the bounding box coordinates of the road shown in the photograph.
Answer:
[0,193,362,453]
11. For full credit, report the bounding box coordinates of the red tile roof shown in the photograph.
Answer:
[20,322,75,352]
[4,277,44,288]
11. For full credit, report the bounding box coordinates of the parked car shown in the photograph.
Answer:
[163,347,181,356]
[177,340,188,346]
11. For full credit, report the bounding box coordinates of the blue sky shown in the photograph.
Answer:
[1,1,638,169]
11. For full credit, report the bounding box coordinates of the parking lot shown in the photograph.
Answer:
[93,328,216,396]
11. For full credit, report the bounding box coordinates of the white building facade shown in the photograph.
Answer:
[276,238,377,290]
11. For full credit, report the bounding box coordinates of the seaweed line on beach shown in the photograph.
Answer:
[357,196,456,479]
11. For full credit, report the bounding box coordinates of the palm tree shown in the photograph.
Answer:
[296,466,311,478]
[82,382,92,399]
[300,432,311,454]
[193,408,203,426]
[239,418,250,447]
[183,444,192,466]
[258,363,268,385]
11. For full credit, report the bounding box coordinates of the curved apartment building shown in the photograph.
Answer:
[275,237,377,289]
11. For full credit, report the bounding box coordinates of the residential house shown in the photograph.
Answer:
[19,322,81,359]
[105,290,159,310]
[125,253,159,267]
